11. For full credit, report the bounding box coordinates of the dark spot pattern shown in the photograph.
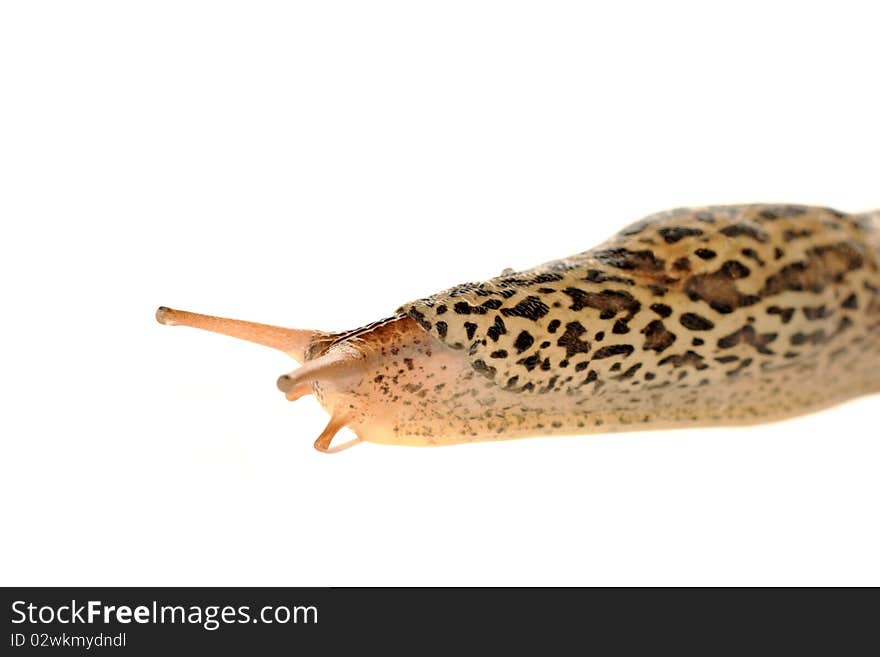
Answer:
[594,247,665,272]
[802,305,833,321]
[539,376,559,394]
[563,288,640,322]
[583,269,635,286]
[556,322,592,359]
[650,303,672,318]
[593,344,634,359]
[641,320,677,353]
[673,257,692,271]
[790,331,827,346]
[613,363,643,380]
[658,350,708,370]
[767,306,795,324]
[517,353,543,372]
[498,272,564,288]
[451,302,473,315]
[471,359,496,379]
[409,307,432,331]
[720,223,768,243]
[580,370,599,386]
[790,317,852,346]
[685,262,760,314]
[783,229,813,242]
[487,316,507,341]
[717,325,778,354]
[658,227,703,243]
[500,296,551,321]
[761,243,865,297]
[758,206,808,220]
[726,357,754,377]
[722,260,751,278]
[679,313,715,331]
[741,248,765,266]
[514,330,535,354]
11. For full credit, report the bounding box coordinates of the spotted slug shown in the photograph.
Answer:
[157,204,880,452]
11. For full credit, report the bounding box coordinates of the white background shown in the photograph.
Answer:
[2,1,878,586]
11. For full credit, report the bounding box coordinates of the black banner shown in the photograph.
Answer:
[1,587,874,653]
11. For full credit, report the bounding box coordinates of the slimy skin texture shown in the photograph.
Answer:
[157,204,880,452]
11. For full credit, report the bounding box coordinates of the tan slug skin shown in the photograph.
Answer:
[158,204,880,451]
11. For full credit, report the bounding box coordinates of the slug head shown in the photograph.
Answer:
[156,307,467,452]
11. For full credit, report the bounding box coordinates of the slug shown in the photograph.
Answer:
[157,204,880,452]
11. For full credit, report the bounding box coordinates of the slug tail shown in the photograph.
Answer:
[155,306,319,363]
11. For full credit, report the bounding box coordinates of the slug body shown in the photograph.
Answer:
[158,204,880,451]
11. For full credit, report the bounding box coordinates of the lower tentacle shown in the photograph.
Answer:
[313,414,360,453]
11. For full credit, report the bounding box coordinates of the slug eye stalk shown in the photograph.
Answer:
[155,307,318,363]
